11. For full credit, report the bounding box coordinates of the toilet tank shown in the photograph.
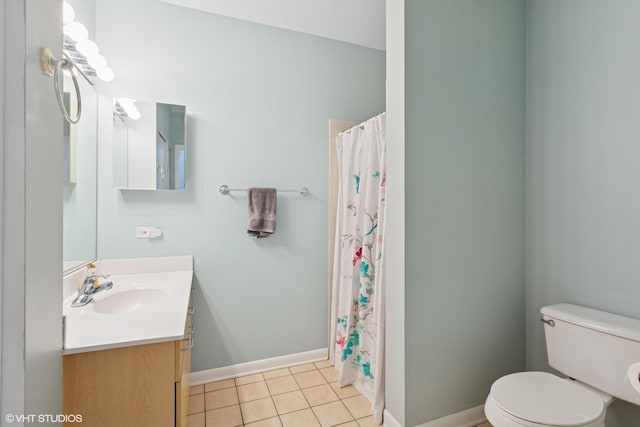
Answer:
[541,303,640,405]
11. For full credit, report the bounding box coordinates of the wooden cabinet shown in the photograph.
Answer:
[63,310,192,427]
[176,307,193,427]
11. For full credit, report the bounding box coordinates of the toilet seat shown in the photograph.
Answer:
[488,372,605,427]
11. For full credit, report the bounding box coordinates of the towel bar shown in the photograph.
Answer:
[218,185,310,197]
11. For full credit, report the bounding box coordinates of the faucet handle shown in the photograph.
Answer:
[91,274,110,288]
[80,274,110,291]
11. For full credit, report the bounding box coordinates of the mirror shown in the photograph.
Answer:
[63,71,98,273]
[112,99,187,190]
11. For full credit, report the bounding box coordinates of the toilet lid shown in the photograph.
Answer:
[491,372,604,426]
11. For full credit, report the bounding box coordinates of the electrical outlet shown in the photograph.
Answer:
[136,227,151,239]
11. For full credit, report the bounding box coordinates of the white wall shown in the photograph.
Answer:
[384,0,405,425]
[2,0,63,423]
[95,0,385,371]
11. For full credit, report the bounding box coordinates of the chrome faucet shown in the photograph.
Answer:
[71,274,113,307]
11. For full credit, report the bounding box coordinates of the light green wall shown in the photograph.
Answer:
[526,1,640,424]
[404,0,526,424]
[95,0,385,371]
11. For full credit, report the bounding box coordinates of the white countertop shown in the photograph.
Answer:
[63,256,193,355]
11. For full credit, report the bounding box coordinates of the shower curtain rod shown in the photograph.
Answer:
[339,111,386,135]
[218,185,310,197]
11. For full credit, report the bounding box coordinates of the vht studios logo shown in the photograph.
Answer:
[5,414,83,423]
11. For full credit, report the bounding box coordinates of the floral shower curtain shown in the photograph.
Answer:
[329,112,386,425]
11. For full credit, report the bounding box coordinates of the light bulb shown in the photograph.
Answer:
[63,22,88,42]
[87,53,107,69]
[97,66,115,82]
[117,98,135,108]
[63,2,75,25]
[128,108,141,120]
[121,100,140,120]
[76,40,99,58]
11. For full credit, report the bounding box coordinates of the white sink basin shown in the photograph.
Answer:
[63,257,193,355]
[93,288,168,314]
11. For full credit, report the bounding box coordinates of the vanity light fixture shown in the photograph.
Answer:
[63,21,88,42]
[75,40,99,58]
[61,1,115,83]
[97,67,115,82]
[63,2,75,25]
[114,98,141,121]
[41,2,116,123]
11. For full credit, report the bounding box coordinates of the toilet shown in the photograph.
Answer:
[485,303,640,427]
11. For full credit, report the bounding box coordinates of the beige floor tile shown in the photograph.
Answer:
[330,382,361,399]
[235,373,265,386]
[244,417,283,427]
[289,363,317,374]
[342,395,371,419]
[314,359,332,369]
[267,375,300,395]
[280,408,321,427]
[240,397,278,424]
[312,401,354,427]
[238,381,270,403]
[336,422,360,427]
[301,384,339,406]
[189,384,204,396]
[319,367,339,382]
[206,387,239,410]
[294,370,327,389]
[205,379,236,392]
[188,393,205,414]
[187,412,205,427]
[272,390,310,415]
[263,368,292,380]
[476,423,492,427]
[205,405,243,427]
[356,416,376,427]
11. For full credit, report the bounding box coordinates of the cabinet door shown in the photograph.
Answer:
[63,341,175,427]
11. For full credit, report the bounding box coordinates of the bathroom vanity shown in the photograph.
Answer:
[62,256,194,427]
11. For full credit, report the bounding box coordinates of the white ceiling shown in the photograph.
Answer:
[158,0,386,51]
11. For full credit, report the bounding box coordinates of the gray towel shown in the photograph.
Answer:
[247,188,277,238]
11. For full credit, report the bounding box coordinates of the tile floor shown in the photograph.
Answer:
[187,359,493,427]
[188,359,376,427]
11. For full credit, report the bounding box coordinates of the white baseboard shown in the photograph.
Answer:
[383,409,402,427]
[190,348,328,385]
[413,405,486,427]
[383,406,486,427]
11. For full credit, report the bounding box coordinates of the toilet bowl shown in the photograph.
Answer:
[485,372,611,427]
[484,304,640,427]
